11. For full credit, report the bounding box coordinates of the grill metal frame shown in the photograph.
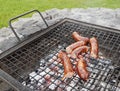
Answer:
[0,16,120,91]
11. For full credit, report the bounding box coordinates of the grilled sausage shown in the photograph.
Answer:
[90,37,98,59]
[71,46,89,59]
[66,41,86,54]
[72,31,89,43]
[58,51,74,80]
[76,56,89,81]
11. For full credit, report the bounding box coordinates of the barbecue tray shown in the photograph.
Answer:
[0,10,120,91]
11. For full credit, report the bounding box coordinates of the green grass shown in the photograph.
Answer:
[0,0,120,28]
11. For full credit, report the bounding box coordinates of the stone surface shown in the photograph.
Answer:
[0,8,120,52]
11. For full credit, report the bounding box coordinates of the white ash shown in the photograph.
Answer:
[29,72,36,77]
[45,68,51,73]
[20,54,117,90]
[80,88,88,91]
[34,75,41,80]
[66,86,72,91]
[69,81,76,87]
[100,82,107,88]
[40,71,46,76]
[49,84,56,90]
[116,87,120,91]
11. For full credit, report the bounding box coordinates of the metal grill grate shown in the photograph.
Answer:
[0,19,120,91]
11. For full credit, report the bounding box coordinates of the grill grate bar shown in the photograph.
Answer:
[0,19,120,91]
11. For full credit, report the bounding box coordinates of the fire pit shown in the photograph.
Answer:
[0,10,120,91]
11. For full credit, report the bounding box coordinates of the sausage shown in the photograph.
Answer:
[66,41,86,54]
[90,37,99,59]
[76,56,89,81]
[58,51,74,80]
[71,46,89,59]
[72,31,89,43]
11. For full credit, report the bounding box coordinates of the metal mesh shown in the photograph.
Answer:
[0,20,120,91]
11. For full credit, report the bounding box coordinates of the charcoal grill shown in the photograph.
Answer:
[0,10,120,91]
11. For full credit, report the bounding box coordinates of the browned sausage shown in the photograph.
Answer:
[72,31,89,43]
[66,41,86,54]
[76,56,89,81]
[90,37,99,59]
[71,46,89,59]
[58,51,74,80]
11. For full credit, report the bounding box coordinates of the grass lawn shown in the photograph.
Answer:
[0,0,120,28]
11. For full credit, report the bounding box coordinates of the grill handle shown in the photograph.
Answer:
[9,9,48,42]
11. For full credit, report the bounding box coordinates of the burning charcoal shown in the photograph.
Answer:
[95,86,101,91]
[29,86,34,89]
[92,73,97,78]
[54,80,61,86]
[37,68,43,73]
[54,87,63,91]
[116,87,120,91]
[40,71,46,76]
[86,83,91,88]
[111,86,117,91]
[110,79,116,84]
[22,81,26,86]
[89,79,94,84]
[39,59,46,66]
[44,74,51,84]
[66,86,72,91]
[53,56,57,60]
[58,45,63,49]
[108,65,114,69]
[69,81,76,87]
[45,68,51,73]
[100,87,104,91]
[37,82,42,86]
[93,69,99,73]
[49,64,55,68]
[106,84,111,89]
[50,66,59,74]
[90,84,95,90]
[85,58,90,63]
[94,80,99,85]
[100,82,107,88]
[74,85,82,90]
[71,89,76,91]
[49,71,55,76]
[73,76,79,82]
[29,72,37,77]
[49,84,57,90]
[80,88,88,91]
[37,85,44,91]
[34,75,41,80]
[64,78,72,84]
[40,62,46,67]
[100,71,104,75]
[53,61,58,65]
[56,58,62,63]
[87,67,92,72]
[45,54,54,60]
[87,62,94,67]
[38,78,45,83]
[48,59,54,63]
